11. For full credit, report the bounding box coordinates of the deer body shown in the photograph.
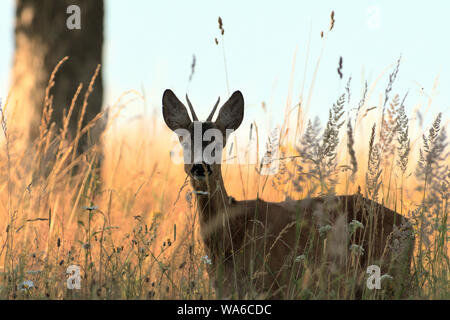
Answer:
[162,89,414,299]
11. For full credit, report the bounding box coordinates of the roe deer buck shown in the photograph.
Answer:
[162,89,414,299]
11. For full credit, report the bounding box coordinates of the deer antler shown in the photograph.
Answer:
[206,97,220,122]
[185,94,199,121]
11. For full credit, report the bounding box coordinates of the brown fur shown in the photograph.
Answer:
[162,89,414,299]
[192,173,414,299]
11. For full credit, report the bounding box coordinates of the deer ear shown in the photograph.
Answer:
[162,89,192,131]
[215,91,244,133]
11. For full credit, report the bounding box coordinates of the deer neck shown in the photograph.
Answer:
[190,169,235,262]
[190,169,229,225]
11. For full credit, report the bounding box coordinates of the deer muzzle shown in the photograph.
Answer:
[190,163,212,179]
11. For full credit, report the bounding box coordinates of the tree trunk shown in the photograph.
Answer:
[10,0,104,158]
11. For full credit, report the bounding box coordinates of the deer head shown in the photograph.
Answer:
[162,89,244,184]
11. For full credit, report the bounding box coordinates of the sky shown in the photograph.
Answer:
[0,0,449,139]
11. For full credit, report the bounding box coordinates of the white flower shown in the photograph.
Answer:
[18,280,35,291]
[201,255,212,265]
[349,220,364,232]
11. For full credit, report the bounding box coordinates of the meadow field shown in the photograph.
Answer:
[0,19,448,300]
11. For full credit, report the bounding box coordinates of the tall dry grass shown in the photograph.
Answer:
[0,14,448,300]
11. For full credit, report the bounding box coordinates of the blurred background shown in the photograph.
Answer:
[0,0,448,140]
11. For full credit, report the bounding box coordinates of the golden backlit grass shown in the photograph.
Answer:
[0,14,448,298]
[0,73,447,299]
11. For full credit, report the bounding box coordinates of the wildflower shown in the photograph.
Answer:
[294,255,306,263]
[349,244,365,256]
[201,255,212,265]
[319,225,332,237]
[349,219,364,230]
[18,280,34,291]
[349,220,364,234]
[389,219,413,259]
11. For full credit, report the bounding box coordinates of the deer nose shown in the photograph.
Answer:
[190,163,212,177]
